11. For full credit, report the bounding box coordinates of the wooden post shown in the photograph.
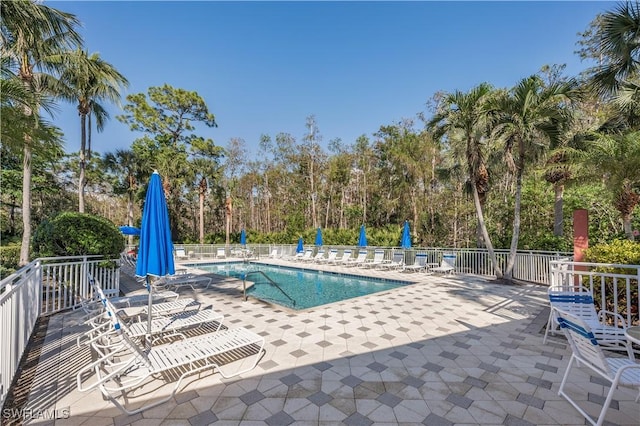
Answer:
[573,209,588,262]
[573,209,589,287]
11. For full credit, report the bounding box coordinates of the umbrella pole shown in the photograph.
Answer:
[146,276,152,349]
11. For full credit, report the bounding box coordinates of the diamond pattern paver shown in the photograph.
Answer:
[17,266,640,426]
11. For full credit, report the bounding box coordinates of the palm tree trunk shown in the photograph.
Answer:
[19,142,32,266]
[623,213,634,241]
[504,171,524,281]
[199,178,206,244]
[127,189,134,247]
[225,195,232,247]
[553,183,564,236]
[79,113,87,213]
[471,184,502,279]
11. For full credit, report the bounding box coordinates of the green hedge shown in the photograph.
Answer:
[583,239,640,324]
[32,212,124,259]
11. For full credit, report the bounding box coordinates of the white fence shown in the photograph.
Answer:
[172,244,569,285]
[0,256,119,408]
[550,259,640,327]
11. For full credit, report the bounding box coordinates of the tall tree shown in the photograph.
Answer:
[192,138,224,244]
[56,49,128,212]
[585,131,640,239]
[103,149,141,244]
[301,115,325,228]
[1,0,82,265]
[428,83,503,278]
[117,84,217,240]
[491,76,576,281]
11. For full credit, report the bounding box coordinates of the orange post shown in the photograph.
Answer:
[573,209,589,262]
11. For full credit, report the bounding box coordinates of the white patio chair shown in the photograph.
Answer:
[317,248,338,264]
[556,309,640,426]
[216,247,227,259]
[404,253,428,272]
[268,248,280,259]
[379,251,404,270]
[79,294,224,348]
[544,285,634,358]
[329,249,352,265]
[362,249,388,268]
[430,253,456,274]
[76,323,265,415]
[295,249,314,262]
[175,248,188,260]
[304,249,325,262]
[153,274,213,291]
[346,250,368,267]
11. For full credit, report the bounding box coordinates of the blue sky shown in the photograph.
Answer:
[49,1,610,159]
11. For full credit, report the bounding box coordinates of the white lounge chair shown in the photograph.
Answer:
[403,253,428,272]
[304,249,325,262]
[330,249,352,265]
[154,274,213,291]
[216,247,227,258]
[317,249,338,264]
[175,248,188,260]
[268,248,280,259]
[556,309,640,426]
[430,253,456,274]
[362,249,388,268]
[295,249,314,262]
[346,250,368,267]
[544,285,634,358]
[379,251,404,270]
[83,295,224,344]
[77,324,265,415]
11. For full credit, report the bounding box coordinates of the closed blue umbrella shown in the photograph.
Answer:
[358,224,368,247]
[120,225,140,236]
[315,227,323,246]
[136,171,175,337]
[240,229,247,246]
[296,237,304,253]
[400,220,412,249]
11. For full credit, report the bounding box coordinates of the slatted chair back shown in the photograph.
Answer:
[558,312,613,378]
[556,309,640,426]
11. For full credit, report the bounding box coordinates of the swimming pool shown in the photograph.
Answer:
[189,262,412,310]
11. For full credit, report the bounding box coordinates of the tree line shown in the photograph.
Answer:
[2,1,639,282]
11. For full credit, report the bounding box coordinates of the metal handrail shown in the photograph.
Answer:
[242,270,295,306]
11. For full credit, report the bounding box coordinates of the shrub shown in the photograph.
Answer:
[0,244,20,279]
[583,239,640,265]
[583,239,640,324]
[32,212,124,259]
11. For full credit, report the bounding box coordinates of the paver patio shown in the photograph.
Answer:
[6,259,639,425]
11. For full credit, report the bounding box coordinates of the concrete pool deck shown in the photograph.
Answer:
[6,258,640,425]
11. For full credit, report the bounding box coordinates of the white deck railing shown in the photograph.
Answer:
[171,244,570,285]
[549,259,640,327]
[0,256,119,408]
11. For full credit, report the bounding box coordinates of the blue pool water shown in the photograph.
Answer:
[190,262,412,310]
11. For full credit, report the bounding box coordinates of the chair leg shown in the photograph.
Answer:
[595,379,619,426]
[543,308,556,344]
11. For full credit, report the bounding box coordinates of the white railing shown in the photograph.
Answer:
[0,256,119,408]
[171,244,570,285]
[550,260,640,327]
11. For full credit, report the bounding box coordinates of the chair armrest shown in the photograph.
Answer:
[597,309,628,328]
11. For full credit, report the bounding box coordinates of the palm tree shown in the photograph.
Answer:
[428,83,503,279]
[585,132,640,240]
[1,0,82,265]
[588,2,640,98]
[103,149,141,243]
[490,76,577,281]
[57,49,128,212]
